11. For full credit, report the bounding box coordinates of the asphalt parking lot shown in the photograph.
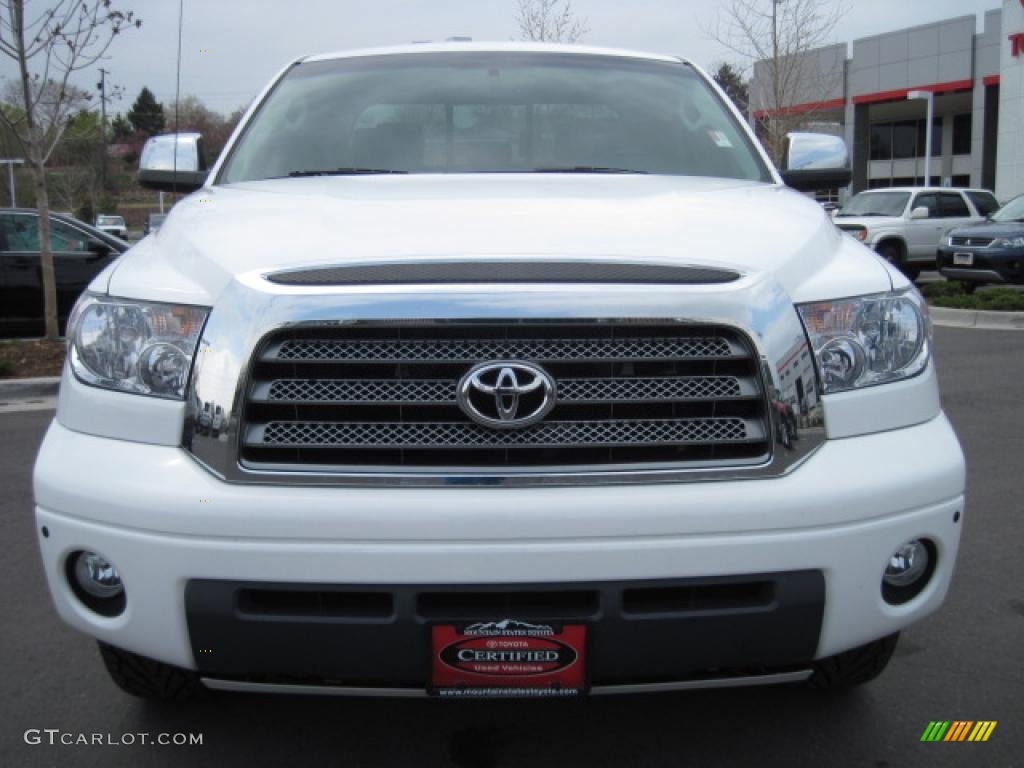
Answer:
[1,325,1021,768]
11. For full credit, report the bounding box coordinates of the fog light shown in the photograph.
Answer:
[884,540,928,587]
[72,551,123,598]
[881,539,935,605]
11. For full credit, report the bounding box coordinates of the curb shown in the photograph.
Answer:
[930,306,1024,331]
[0,376,61,399]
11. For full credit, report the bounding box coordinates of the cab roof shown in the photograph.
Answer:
[302,41,687,66]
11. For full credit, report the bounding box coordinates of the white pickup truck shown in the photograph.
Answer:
[834,186,999,279]
[33,43,965,701]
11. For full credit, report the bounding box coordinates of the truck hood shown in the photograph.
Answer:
[948,220,1024,239]
[105,175,894,305]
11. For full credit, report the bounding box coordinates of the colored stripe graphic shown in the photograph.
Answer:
[921,722,950,741]
[921,721,997,742]
[945,721,971,741]
[969,722,997,742]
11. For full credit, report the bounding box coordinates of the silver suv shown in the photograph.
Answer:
[834,187,999,279]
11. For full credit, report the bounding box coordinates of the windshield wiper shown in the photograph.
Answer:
[284,168,408,177]
[528,166,649,174]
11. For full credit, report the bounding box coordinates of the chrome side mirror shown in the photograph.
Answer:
[780,132,852,192]
[138,133,209,193]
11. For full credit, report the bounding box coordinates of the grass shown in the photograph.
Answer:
[0,358,12,377]
[920,282,1024,311]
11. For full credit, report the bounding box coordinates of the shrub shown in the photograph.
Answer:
[929,288,1024,312]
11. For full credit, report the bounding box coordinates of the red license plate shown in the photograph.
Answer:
[430,620,586,698]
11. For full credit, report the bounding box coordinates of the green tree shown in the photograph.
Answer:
[110,113,133,141]
[712,62,750,114]
[127,87,165,136]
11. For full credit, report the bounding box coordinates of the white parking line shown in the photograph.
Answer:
[0,396,58,414]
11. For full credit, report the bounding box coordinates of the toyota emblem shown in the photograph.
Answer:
[457,361,556,429]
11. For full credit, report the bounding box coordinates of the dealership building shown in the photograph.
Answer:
[749,0,1024,201]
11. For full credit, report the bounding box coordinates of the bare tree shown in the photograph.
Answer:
[516,0,589,43]
[706,0,843,163]
[0,1,139,340]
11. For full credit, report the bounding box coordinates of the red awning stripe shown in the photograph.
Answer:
[850,79,974,105]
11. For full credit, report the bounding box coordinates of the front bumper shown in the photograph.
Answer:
[938,246,1024,284]
[34,414,965,690]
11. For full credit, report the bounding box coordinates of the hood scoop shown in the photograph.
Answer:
[265,260,742,287]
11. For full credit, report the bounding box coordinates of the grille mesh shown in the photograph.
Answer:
[273,337,734,362]
[263,376,746,404]
[258,418,755,449]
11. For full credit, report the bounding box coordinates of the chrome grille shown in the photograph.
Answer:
[950,236,994,247]
[239,322,770,471]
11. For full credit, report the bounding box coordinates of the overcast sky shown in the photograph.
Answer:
[0,0,1003,116]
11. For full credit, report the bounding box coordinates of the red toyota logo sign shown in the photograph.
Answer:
[1012,32,1024,57]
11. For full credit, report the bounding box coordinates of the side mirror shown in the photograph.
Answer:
[87,240,114,256]
[780,132,852,192]
[909,206,930,220]
[138,133,209,193]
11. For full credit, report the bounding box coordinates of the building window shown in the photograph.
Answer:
[952,114,972,156]
[869,118,941,161]
[870,124,891,161]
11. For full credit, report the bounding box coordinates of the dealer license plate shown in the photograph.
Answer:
[953,252,974,266]
[430,619,586,698]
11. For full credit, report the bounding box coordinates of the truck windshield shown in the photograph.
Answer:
[837,192,910,218]
[219,51,771,183]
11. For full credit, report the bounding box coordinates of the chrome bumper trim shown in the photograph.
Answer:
[200,669,813,697]
[938,268,1006,283]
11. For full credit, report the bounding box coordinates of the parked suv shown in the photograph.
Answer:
[938,193,1024,291]
[33,44,965,702]
[834,187,997,279]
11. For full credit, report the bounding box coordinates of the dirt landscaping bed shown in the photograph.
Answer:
[0,339,66,379]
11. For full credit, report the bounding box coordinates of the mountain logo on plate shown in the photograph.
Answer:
[463,619,554,636]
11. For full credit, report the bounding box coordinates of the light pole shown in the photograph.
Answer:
[0,158,24,206]
[907,90,934,186]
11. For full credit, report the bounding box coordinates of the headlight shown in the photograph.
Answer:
[797,289,929,394]
[844,227,868,242]
[67,294,209,399]
[995,236,1024,248]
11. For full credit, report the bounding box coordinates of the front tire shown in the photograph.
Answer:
[808,633,899,689]
[876,242,918,280]
[98,642,203,702]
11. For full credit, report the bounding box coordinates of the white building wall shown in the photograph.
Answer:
[996,0,1024,200]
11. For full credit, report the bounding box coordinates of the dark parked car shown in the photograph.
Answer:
[0,208,128,337]
[938,194,1024,292]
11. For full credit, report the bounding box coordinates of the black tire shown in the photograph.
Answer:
[808,633,899,690]
[98,642,203,702]
[876,242,918,280]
